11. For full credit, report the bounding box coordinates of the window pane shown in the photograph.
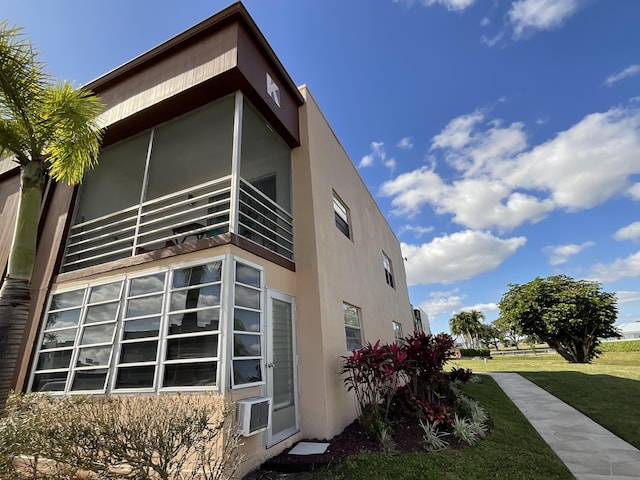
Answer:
[44,309,81,330]
[123,317,161,340]
[86,302,119,324]
[335,214,350,238]
[116,365,155,389]
[71,370,108,391]
[170,285,220,311]
[235,285,260,309]
[236,263,260,287]
[36,350,72,371]
[163,362,217,387]
[32,372,68,392]
[126,294,163,317]
[234,334,261,357]
[168,310,219,335]
[51,290,84,310]
[130,274,166,296]
[233,309,260,332]
[119,341,158,363]
[173,262,222,289]
[166,336,218,360]
[233,359,262,385]
[88,282,122,303]
[77,346,112,367]
[346,326,362,351]
[343,304,360,327]
[81,324,115,345]
[41,328,77,349]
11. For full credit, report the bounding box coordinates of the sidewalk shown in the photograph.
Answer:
[487,372,640,480]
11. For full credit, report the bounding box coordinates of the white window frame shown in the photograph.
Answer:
[343,302,363,351]
[382,251,395,288]
[333,193,351,239]
[392,321,403,345]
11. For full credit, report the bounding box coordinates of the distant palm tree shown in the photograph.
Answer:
[449,310,484,348]
[0,21,103,408]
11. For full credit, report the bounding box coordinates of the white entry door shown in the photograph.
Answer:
[266,290,299,446]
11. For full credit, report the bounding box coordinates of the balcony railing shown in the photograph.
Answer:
[61,175,293,272]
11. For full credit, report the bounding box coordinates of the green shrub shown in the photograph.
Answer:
[459,348,491,357]
[0,392,243,480]
[599,340,640,352]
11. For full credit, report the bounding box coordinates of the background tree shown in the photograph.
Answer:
[0,22,103,408]
[478,323,501,350]
[493,316,521,349]
[449,310,484,348]
[498,275,619,363]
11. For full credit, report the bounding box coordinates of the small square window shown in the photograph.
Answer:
[382,252,395,288]
[343,303,362,351]
[333,194,351,239]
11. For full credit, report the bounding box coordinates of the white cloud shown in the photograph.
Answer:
[419,290,464,318]
[385,158,397,171]
[461,302,499,314]
[358,154,374,168]
[398,224,434,238]
[588,251,640,283]
[397,136,414,149]
[627,183,640,200]
[614,222,640,242]
[359,141,388,169]
[392,0,476,12]
[481,31,505,47]
[480,17,490,27]
[604,65,640,87]
[381,105,640,231]
[401,230,526,285]
[616,290,640,305]
[509,0,581,38]
[543,241,594,265]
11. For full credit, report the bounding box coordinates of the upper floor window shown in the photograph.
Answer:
[382,252,395,288]
[343,302,362,351]
[392,321,403,345]
[333,193,351,239]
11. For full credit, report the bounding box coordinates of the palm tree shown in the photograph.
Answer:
[0,22,103,408]
[449,310,484,348]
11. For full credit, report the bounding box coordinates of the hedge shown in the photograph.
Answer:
[599,339,640,352]
[459,348,491,357]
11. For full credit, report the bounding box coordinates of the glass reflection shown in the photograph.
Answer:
[88,282,122,303]
[236,263,260,287]
[32,372,68,392]
[234,334,261,356]
[123,317,160,340]
[51,290,85,310]
[116,365,155,389]
[36,350,72,370]
[126,294,163,318]
[168,309,219,334]
[120,341,158,363]
[233,309,260,332]
[81,324,115,345]
[86,302,119,323]
[233,359,262,384]
[71,370,107,391]
[44,309,81,330]
[130,273,166,296]
[76,346,112,367]
[41,328,77,349]
[170,285,220,311]
[234,285,260,309]
[166,336,218,360]
[172,262,222,289]
[163,362,216,387]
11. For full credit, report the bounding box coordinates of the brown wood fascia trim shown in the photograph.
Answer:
[83,3,303,106]
[55,232,294,284]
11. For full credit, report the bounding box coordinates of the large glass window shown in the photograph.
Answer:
[232,261,263,387]
[30,259,225,394]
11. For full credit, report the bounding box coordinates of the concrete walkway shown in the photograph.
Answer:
[488,372,640,480]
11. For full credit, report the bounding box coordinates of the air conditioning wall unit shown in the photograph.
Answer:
[237,397,272,436]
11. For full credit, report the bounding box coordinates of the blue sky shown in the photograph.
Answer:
[6,0,640,335]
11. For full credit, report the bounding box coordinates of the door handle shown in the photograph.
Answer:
[267,363,275,368]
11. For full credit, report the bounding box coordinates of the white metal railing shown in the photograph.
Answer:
[61,175,294,272]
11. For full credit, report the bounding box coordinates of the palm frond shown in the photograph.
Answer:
[41,82,104,184]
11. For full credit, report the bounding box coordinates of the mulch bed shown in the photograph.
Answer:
[260,416,462,473]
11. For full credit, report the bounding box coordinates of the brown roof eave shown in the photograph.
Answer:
[82,2,304,106]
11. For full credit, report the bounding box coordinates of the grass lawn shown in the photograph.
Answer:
[313,375,573,480]
[454,352,640,448]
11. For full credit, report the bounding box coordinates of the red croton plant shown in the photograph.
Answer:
[340,331,464,433]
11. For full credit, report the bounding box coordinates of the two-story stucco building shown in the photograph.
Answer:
[0,2,414,473]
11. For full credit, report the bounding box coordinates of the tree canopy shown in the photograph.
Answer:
[449,310,484,348]
[498,275,619,363]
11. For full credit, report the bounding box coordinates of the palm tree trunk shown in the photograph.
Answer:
[0,160,44,410]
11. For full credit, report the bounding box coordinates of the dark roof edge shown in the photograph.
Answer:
[83,1,304,105]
